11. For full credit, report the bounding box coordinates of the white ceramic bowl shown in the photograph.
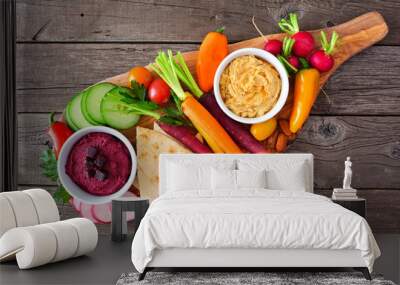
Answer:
[58,126,137,205]
[213,48,289,124]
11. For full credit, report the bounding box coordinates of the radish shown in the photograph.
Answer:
[288,56,300,69]
[309,31,339,72]
[279,13,315,57]
[251,16,282,56]
[90,192,136,224]
[283,37,300,69]
[91,203,112,224]
[80,202,101,224]
[69,197,82,212]
[264,39,282,55]
[277,37,299,73]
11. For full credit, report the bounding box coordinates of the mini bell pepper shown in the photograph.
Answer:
[289,68,320,133]
[48,112,74,159]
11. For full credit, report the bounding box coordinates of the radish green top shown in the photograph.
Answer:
[320,31,339,54]
[278,13,300,35]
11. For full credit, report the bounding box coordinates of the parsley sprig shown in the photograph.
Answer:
[40,148,71,203]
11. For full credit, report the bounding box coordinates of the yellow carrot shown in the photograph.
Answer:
[182,95,242,153]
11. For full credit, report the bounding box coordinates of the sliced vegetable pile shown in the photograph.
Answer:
[48,13,341,162]
[44,13,342,204]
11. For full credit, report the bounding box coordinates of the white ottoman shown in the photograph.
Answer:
[0,189,98,269]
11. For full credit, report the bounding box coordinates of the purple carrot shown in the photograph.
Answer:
[158,122,212,153]
[199,93,268,153]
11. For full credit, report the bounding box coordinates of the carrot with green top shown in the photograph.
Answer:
[151,50,241,153]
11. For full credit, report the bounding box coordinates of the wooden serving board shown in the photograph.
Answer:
[102,11,388,142]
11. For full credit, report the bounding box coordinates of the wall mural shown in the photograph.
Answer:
[39,12,387,224]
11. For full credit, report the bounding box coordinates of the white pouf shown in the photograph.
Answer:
[1,191,39,227]
[0,218,97,269]
[64,218,98,257]
[0,189,98,269]
[0,226,57,268]
[42,221,79,262]
[0,196,17,237]
[23,189,60,224]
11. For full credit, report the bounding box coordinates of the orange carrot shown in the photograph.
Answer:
[182,96,242,153]
[278,119,292,137]
[196,28,229,92]
[152,50,241,154]
[278,104,292,119]
[266,130,279,149]
[276,133,288,152]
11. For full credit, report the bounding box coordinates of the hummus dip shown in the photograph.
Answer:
[66,132,131,196]
[219,55,281,118]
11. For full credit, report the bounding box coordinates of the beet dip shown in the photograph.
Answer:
[66,132,131,196]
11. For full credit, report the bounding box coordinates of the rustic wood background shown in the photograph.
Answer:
[16,0,400,234]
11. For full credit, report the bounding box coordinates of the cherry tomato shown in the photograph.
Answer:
[147,78,171,105]
[128,66,152,88]
[250,118,277,141]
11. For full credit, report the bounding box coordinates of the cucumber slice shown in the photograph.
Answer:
[80,89,99,125]
[82,82,115,125]
[65,101,79,131]
[69,92,95,129]
[100,87,140,130]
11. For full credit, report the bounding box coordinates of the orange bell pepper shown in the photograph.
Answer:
[289,68,320,133]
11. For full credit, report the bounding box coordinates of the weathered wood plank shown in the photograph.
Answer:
[16,44,400,115]
[18,113,400,189]
[16,0,399,45]
[316,189,400,234]
[290,116,400,189]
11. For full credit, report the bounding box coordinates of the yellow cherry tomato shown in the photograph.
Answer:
[250,118,277,141]
[128,66,153,88]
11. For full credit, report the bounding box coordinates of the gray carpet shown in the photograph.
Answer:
[117,272,396,285]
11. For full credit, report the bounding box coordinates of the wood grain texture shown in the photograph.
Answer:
[102,12,388,90]
[16,44,400,115]
[18,113,400,189]
[16,0,399,45]
[316,189,400,234]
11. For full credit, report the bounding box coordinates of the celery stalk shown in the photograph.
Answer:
[150,50,203,101]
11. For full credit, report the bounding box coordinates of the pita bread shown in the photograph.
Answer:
[152,122,165,134]
[136,127,191,201]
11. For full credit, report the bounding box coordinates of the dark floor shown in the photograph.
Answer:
[0,236,134,285]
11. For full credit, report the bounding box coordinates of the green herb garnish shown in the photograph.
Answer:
[40,148,71,203]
